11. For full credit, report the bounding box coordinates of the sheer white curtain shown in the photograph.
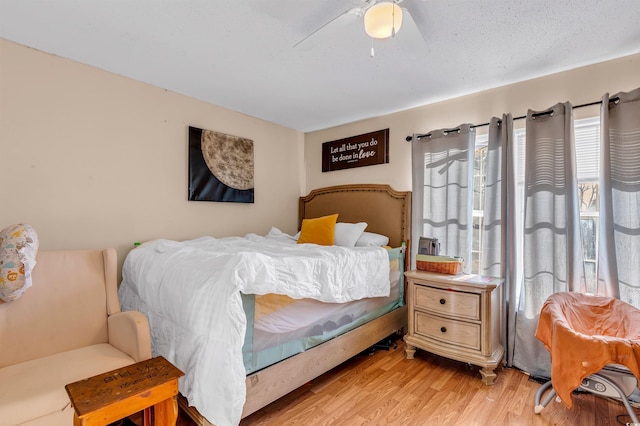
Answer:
[411,124,475,273]
[598,87,640,303]
[511,102,587,376]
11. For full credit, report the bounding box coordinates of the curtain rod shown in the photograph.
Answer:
[405,98,619,142]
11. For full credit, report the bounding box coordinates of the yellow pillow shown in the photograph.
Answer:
[297,214,339,245]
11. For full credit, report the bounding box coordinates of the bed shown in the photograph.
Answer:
[119,184,411,426]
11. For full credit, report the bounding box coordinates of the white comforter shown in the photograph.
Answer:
[118,235,390,426]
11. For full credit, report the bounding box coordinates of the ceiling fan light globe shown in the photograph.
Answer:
[364,2,403,39]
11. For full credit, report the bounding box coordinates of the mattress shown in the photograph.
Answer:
[243,246,404,373]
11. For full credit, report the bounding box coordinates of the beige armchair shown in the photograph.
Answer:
[0,248,151,426]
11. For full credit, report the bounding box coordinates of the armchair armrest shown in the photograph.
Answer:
[108,311,152,362]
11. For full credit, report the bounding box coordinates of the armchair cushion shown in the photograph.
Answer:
[0,344,135,426]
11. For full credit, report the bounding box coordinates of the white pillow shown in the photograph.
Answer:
[334,222,368,247]
[265,227,298,244]
[355,231,389,247]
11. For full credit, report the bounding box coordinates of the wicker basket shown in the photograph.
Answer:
[416,254,463,275]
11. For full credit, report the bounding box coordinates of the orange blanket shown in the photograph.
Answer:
[535,292,640,408]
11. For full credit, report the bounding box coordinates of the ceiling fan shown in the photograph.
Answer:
[293,0,426,56]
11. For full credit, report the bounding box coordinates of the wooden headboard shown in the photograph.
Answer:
[298,184,411,249]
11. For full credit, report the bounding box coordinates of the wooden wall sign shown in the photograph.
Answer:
[322,129,389,172]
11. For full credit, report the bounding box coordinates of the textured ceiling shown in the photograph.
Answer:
[1,0,639,132]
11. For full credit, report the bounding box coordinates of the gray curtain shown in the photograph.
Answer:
[511,102,586,376]
[481,114,519,366]
[411,124,475,273]
[598,87,640,303]
[480,117,503,277]
[481,116,508,277]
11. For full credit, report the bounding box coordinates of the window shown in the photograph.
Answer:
[575,117,600,293]
[472,135,487,274]
[471,117,601,292]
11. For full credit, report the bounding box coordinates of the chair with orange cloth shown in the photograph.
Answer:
[534,291,640,422]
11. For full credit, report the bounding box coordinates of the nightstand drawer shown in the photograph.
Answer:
[415,311,481,351]
[415,285,480,321]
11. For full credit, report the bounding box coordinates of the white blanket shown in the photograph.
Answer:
[118,235,390,426]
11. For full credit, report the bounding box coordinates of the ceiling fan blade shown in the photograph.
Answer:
[395,9,427,55]
[293,7,363,49]
[401,1,429,44]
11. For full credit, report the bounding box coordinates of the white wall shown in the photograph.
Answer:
[0,38,305,272]
[304,53,640,193]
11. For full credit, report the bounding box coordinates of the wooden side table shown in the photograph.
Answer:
[403,270,504,385]
[65,356,184,426]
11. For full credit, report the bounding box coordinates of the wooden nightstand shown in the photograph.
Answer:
[403,270,504,385]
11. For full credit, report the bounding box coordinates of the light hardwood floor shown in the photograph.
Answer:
[153,339,637,425]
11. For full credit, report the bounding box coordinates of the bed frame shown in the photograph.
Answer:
[179,184,411,425]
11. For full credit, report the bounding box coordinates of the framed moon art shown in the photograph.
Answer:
[188,126,255,203]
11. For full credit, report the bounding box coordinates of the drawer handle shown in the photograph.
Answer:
[440,327,447,333]
[439,298,446,305]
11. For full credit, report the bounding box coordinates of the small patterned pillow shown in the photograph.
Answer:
[0,224,39,302]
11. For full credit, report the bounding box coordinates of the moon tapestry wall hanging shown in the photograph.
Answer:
[188,126,254,203]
